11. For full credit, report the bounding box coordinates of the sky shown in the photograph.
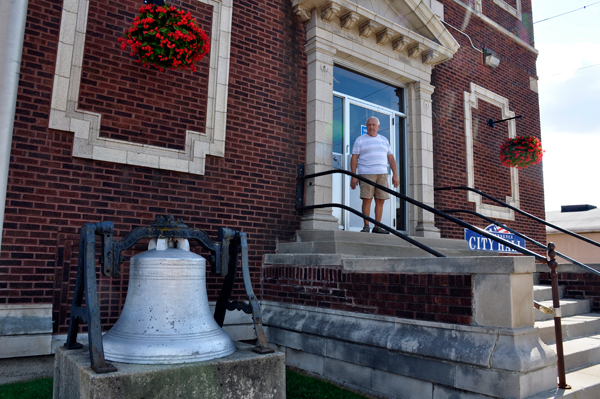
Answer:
[531,1,600,211]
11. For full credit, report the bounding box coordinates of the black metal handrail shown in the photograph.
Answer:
[297,169,571,389]
[303,202,445,257]
[436,186,600,249]
[444,209,600,278]
[296,167,547,262]
[435,187,586,390]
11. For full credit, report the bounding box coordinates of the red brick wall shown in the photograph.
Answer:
[263,265,473,325]
[481,0,534,39]
[1,0,307,334]
[80,0,212,150]
[539,272,600,311]
[1,0,548,334]
[433,0,545,255]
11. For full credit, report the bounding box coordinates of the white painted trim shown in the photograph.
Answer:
[463,83,519,220]
[49,0,233,175]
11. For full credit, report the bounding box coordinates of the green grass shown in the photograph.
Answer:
[0,377,53,399]
[0,370,369,399]
[286,368,370,399]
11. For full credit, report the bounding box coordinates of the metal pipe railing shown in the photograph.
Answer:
[297,168,548,262]
[443,209,600,278]
[437,187,584,389]
[298,168,573,389]
[436,186,600,249]
[547,244,571,390]
[301,202,445,257]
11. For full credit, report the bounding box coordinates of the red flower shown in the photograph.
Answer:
[499,135,544,169]
[120,2,210,72]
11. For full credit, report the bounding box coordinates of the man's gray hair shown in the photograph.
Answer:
[367,116,380,126]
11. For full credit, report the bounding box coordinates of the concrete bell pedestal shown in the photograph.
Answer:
[53,342,285,399]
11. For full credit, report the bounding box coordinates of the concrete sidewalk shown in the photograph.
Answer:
[0,354,54,385]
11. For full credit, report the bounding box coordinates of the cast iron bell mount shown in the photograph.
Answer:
[64,215,273,373]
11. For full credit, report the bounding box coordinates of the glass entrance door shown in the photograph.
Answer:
[332,95,402,232]
[345,102,395,231]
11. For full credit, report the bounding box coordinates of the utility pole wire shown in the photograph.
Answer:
[539,62,600,78]
[534,1,600,24]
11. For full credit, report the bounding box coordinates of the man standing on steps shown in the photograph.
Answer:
[350,116,400,234]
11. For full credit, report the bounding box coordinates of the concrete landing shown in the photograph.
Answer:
[279,229,498,258]
[53,342,285,399]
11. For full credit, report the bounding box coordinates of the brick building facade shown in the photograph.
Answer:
[1,0,546,378]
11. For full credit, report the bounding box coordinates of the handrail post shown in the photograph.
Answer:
[548,242,571,390]
[295,164,305,215]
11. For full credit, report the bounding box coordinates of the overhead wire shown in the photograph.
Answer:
[539,62,600,78]
[535,2,600,77]
[534,1,600,24]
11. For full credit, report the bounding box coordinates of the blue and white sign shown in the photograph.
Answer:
[361,125,367,135]
[464,224,526,253]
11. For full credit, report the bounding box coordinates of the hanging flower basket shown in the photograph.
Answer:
[119,2,210,72]
[499,136,544,169]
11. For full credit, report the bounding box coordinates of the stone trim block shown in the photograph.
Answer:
[0,304,53,359]
[262,301,557,398]
[49,0,233,175]
[464,82,520,220]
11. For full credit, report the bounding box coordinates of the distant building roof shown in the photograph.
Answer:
[546,206,600,234]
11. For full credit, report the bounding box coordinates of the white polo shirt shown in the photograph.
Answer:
[352,134,392,175]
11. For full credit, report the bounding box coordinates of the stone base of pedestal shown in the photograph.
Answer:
[53,342,285,399]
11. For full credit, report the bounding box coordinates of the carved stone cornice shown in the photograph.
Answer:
[321,2,340,22]
[359,20,378,38]
[422,49,439,65]
[340,11,359,30]
[289,0,457,66]
[408,43,425,59]
[392,35,411,53]
[376,28,394,46]
[294,3,312,22]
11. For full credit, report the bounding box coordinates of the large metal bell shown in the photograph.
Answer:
[102,237,236,364]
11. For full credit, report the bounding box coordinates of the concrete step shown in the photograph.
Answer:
[279,230,499,258]
[548,334,600,373]
[534,284,565,302]
[536,313,600,344]
[525,363,600,399]
[535,299,591,321]
[276,241,486,258]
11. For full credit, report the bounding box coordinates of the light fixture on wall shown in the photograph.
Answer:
[487,115,523,128]
[483,48,500,69]
[144,0,165,5]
